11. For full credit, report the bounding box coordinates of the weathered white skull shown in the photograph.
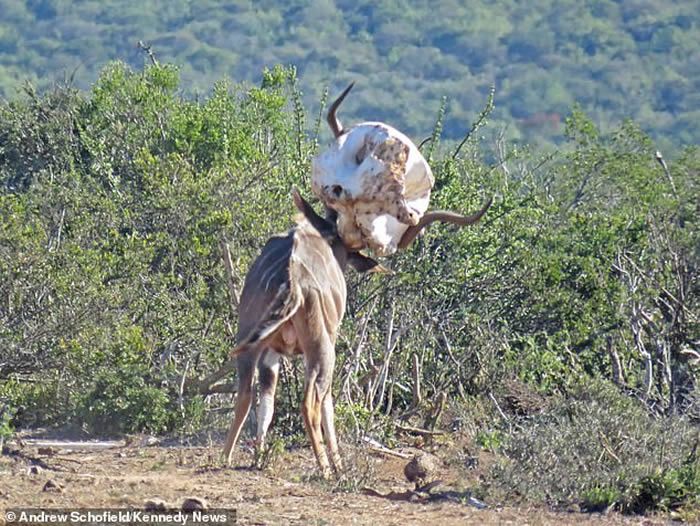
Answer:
[311,83,493,256]
[312,120,434,256]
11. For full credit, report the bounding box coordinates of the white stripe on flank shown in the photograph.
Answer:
[260,253,289,292]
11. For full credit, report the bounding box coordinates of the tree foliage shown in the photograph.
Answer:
[0,62,307,433]
[0,0,698,151]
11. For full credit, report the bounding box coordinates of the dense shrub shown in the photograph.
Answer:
[0,62,307,432]
[488,380,699,516]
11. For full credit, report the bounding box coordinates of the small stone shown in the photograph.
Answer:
[28,465,43,475]
[404,453,439,487]
[144,498,168,511]
[42,479,63,493]
[181,497,207,512]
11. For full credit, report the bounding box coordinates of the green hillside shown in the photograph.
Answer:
[0,0,698,151]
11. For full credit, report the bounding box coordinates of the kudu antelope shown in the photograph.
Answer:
[314,82,493,254]
[222,189,381,478]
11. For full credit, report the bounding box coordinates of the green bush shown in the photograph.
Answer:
[488,380,700,515]
[626,463,700,516]
[75,364,172,435]
[0,61,305,435]
[0,404,14,447]
[582,462,700,519]
[581,484,622,513]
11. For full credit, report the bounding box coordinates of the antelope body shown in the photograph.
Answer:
[223,84,493,479]
[222,190,379,478]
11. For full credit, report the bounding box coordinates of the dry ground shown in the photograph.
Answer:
[0,431,670,526]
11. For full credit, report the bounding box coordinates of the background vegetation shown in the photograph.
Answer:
[0,0,698,152]
[0,61,697,517]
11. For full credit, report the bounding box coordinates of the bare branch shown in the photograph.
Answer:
[137,41,159,66]
[395,423,445,436]
[185,359,237,394]
[411,353,422,408]
[655,150,678,198]
[221,241,240,309]
[361,436,411,459]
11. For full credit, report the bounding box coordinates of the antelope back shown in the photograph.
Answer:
[235,221,346,352]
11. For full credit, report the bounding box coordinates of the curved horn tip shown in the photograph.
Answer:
[461,195,494,224]
[327,82,355,138]
[396,195,495,249]
[337,81,355,99]
[291,186,302,205]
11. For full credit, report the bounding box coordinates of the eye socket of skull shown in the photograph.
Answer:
[355,143,369,165]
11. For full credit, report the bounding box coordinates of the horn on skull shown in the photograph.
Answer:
[327,82,355,138]
[397,197,493,249]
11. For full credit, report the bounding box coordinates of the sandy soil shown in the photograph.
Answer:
[0,432,668,526]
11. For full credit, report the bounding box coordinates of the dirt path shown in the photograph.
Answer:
[0,437,665,526]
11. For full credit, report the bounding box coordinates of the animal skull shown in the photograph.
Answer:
[312,83,493,256]
[312,121,434,255]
